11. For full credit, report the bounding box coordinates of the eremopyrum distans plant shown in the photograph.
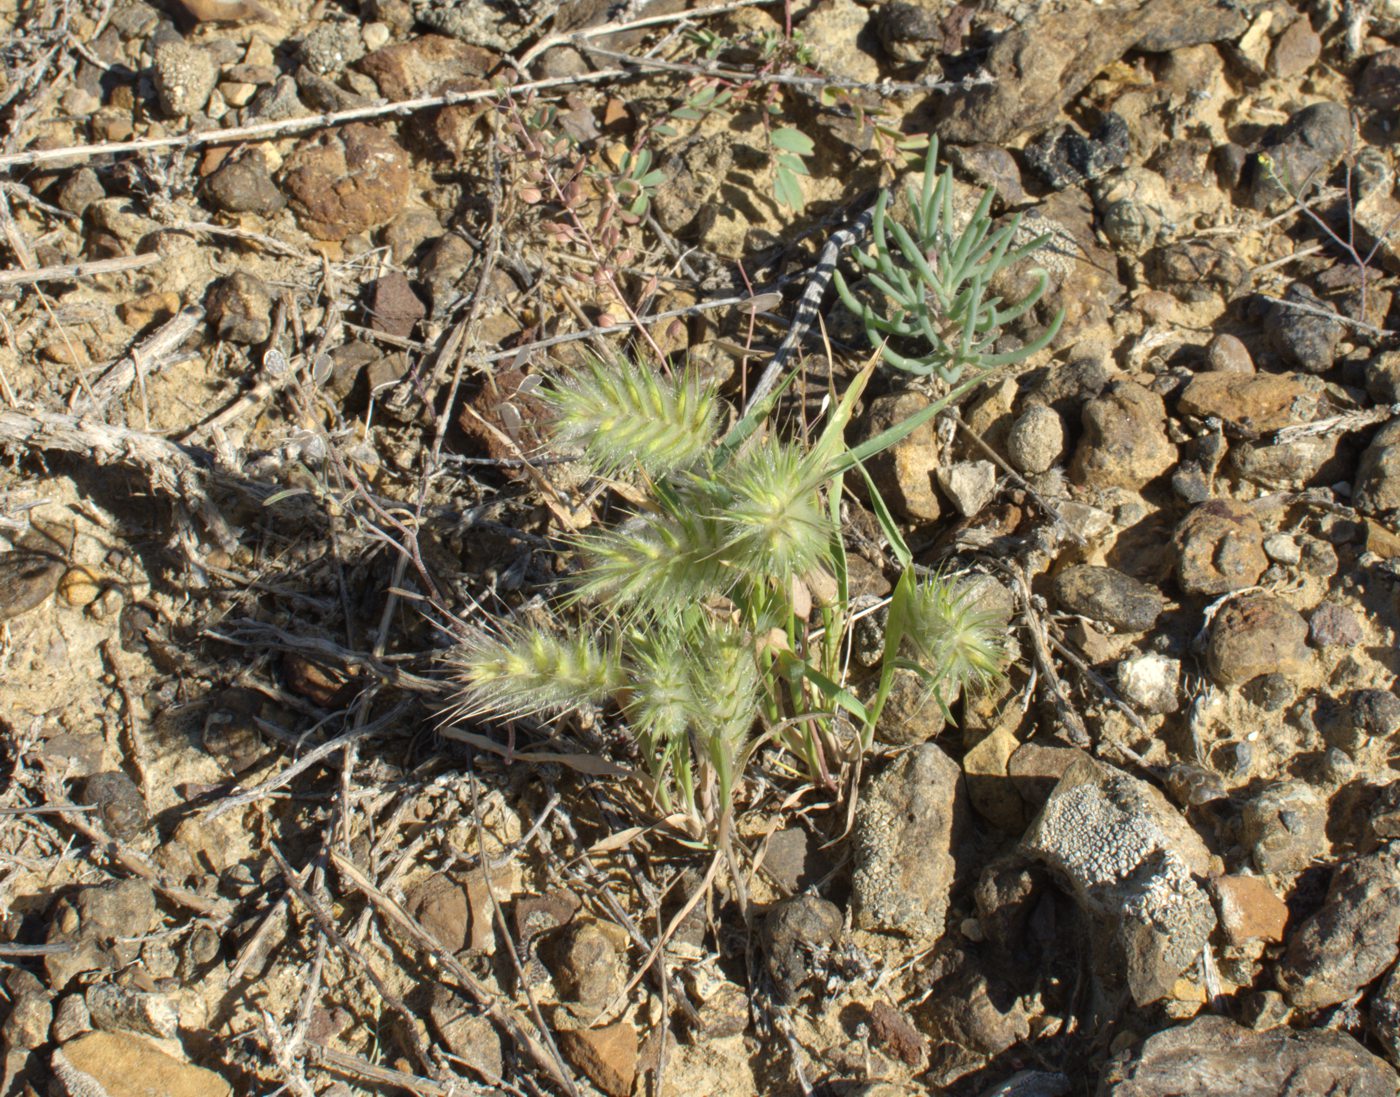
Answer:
[835,137,1065,380]
[451,351,1009,839]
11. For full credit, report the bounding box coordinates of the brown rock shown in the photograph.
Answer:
[367,271,425,337]
[357,35,496,98]
[1204,333,1254,374]
[1176,371,1321,433]
[405,875,470,953]
[1173,499,1268,597]
[934,0,1245,144]
[1206,593,1310,686]
[281,124,411,240]
[861,391,941,522]
[558,1021,637,1097]
[1211,875,1289,945]
[1071,381,1176,490]
[1267,18,1321,79]
[52,1031,231,1097]
[1354,420,1400,514]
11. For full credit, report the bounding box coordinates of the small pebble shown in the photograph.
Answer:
[1204,332,1254,374]
[1261,533,1301,565]
[1308,601,1363,648]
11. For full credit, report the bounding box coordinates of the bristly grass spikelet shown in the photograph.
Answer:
[571,508,728,617]
[712,442,833,588]
[904,573,1007,698]
[543,353,718,478]
[450,624,622,720]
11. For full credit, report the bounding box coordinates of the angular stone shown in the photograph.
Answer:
[1210,875,1288,945]
[1116,652,1181,715]
[853,744,968,938]
[1278,845,1400,1010]
[558,1022,637,1097]
[861,391,941,522]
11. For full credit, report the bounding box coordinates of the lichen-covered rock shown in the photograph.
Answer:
[281,124,411,240]
[852,744,968,938]
[1372,961,1400,1064]
[1277,844,1400,1010]
[1097,1015,1397,1096]
[152,41,217,118]
[1021,755,1214,1005]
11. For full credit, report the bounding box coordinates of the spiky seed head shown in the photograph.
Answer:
[904,573,1007,698]
[449,624,622,721]
[624,631,692,748]
[686,623,760,749]
[543,354,718,478]
[572,508,727,616]
[713,442,833,589]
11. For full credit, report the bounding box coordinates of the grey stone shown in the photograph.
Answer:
[1240,782,1326,876]
[1268,283,1343,374]
[152,41,217,118]
[853,743,968,938]
[937,460,997,518]
[1278,844,1400,1010]
[1097,1015,1397,1096]
[55,169,105,217]
[85,984,178,1040]
[299,20,365,75]
[1021,756,1215,1005]
[1024,113,1129,191]
[244,75,306,122]
[203,151,285,216]
[1006,403,1064,474]
[1116,652,1181,715]
[50,995,91,1044]
[1052,565,1164,632]
[1249,102,1353,213]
